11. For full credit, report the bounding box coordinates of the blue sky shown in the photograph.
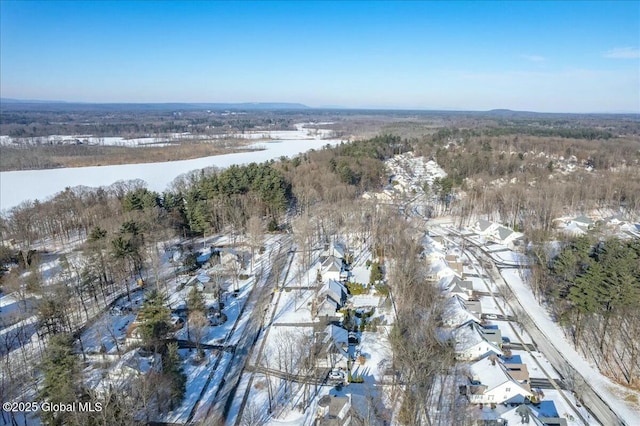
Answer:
[1,1,638,112]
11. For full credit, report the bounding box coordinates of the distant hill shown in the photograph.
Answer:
[0,99,309,111]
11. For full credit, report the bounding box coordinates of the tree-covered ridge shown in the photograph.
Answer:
[167,162,291,234]
[546,237,640,385]
[483,126,614,140]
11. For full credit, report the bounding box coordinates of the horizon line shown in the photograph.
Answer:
[1,98,638,115]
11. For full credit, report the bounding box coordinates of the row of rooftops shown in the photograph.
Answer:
[433,240,569,425]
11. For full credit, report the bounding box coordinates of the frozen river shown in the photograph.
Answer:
[0,138,341,211]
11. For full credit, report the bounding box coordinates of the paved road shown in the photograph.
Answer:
[199,236,293,425]
[436,228,593,425]
[463,240,625,425]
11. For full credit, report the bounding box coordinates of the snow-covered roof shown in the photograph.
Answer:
[323,324,349,359]
[563,222,588,236]
[453,321,496,353]
[320,279,347,306]
[317,298,339,314]
[196,252,212,264]
[470,356,532,396]
[442,296,481,327]
[197,273,210,283]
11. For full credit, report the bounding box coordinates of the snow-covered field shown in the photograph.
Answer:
[0,123,335,147]
[0,137,342,211]
[222,122,335,141]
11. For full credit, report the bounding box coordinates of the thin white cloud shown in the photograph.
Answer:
[521,54,546,62]
[603,47,640,59]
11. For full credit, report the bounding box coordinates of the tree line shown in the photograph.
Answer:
[529,236,640,386]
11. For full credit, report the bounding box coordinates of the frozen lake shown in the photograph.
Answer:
[0,138,341,211]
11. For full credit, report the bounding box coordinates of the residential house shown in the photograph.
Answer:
[316,298,340,318]
[314,280,348,319]
[500,401,568,426]
[452,321,502,361]
[491,226,524,249]
[323,242,346,261]
[442,295,482,327]
[621,222,640,238]
[473,219,523,249]
[320,279,348,307]
[215,247,241,268]
[474,219,500,236]
[463,299,483,319]
[603,213,625,228]
[102,349,161,394]
[317,324,351,370]
[445,254,465,276]
[321,255,344,282]
[467,356,533,405]
[570,215,594,229]
[316,394,352,426]
[503,362,530,387]
[446,276,474,300]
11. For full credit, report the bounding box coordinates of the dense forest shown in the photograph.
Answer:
[528,237,640,387]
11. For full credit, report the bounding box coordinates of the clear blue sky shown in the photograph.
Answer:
[1,1,639,112]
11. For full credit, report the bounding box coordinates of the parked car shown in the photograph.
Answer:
[328,369,345,381]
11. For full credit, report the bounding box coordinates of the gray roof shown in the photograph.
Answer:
[573,215,594,225]
[477,219,494,232]
[320,280,347,306]
[322,255,343,273]
[497,226,514,240]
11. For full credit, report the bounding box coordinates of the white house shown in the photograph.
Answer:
[316,298,340,317]
[442,296,481,327]
[101,349,161,394]
[453,321,502,361]
[474,219,500,236]
[467,356,533,405]
[569,215,594,229]
[446,276,474,300]
[490,226,524,249]
[319,279,348,307]
[320,255,344,282]
[473,219,523,249]
[318,324,350,370]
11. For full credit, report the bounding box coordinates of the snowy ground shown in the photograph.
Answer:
[271,289,315,325]
[479,295,503,315]
[163,349,220,424]
[501,268,640,423]
[490,320,535,346]
[349,265,371,286]
[0,123,336,147]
